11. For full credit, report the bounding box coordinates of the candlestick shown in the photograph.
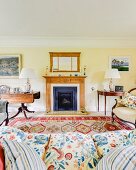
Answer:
[83,66,86,76]
[45,66,49,75]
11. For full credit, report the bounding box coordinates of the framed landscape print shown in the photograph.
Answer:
[109,56,130,71]
[0,54,22,78]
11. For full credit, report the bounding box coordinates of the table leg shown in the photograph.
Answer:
[23,111,28,119]
[9,103,35,119]
[104,95,106,115]
[98,93,99,112]
[22,103,34,113]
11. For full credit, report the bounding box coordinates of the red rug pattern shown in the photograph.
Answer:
[9,116,133,135]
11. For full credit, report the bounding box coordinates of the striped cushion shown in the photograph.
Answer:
[2,139,47,170]
[96,145,136,170]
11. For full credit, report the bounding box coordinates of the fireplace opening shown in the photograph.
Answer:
[53,86,77,111]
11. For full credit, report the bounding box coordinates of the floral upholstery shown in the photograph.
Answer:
[0,126,50,158]
[120,92,136,109]
[92,130,136,158]
[0,126,135,170]
[45,132,99,170]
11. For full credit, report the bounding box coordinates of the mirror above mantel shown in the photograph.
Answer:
[50,52,80,72]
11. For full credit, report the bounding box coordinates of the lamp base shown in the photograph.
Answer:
[25,79,31,93]
[109,78,114,91]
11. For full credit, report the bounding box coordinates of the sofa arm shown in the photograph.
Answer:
[112,99,125,110]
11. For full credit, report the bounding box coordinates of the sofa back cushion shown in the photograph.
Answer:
[2,139,47,170]
[0,144,5,170]
[45,132,99,170]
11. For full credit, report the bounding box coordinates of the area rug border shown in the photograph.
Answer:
[9,116,133,130]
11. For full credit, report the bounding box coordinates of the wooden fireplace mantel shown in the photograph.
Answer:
[43,76,86,112]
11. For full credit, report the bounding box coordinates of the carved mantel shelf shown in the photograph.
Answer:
[43,76,86,112]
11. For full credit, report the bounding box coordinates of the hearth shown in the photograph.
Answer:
[53,87,77,111]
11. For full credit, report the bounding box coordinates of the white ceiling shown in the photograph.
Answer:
[0,0,136,47]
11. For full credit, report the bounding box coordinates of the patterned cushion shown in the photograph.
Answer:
[96,145,136,170]
[2,139,46,170]
[45,132,99,170]
[92,130,136,158]
[0,126,50,158]
[120,92,136,109]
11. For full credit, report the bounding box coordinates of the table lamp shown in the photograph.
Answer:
[19,68,36,92]
[104,68,120,91]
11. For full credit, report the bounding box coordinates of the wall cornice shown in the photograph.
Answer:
[0,36,136,48]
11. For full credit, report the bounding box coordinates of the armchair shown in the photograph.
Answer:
[0,100,9,126]
[112,88,136,128]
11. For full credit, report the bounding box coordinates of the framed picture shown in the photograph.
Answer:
[115,85,124,92]
[0,54,22,78]
[109,56,130,71]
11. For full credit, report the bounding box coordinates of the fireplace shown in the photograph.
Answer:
[53,86,77,111]
[43,76,86,112]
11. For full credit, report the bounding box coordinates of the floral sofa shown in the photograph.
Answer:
[0,126,135,170]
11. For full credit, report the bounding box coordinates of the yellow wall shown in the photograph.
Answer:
[0,47,136,112]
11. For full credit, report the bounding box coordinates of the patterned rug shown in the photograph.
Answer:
[9,116,133,135]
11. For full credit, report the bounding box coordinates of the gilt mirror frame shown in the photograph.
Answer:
[50,52,80,72]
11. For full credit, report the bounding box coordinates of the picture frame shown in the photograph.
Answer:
[50,52,80,72]
[0,54,22,78]
[109,56,130,71]
[115,85,124,92]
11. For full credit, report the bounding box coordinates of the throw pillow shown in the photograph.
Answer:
[120,92,136,109]
[92,130,135,158]
[2,139,47,170]
[96,145,136,170]
[0,144,5,170]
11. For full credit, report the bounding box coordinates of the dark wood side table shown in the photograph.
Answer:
[97,90,124,115]
[0,91,40,119]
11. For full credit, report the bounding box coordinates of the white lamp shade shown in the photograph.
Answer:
[104,69,120,79]
[19,68,36,79]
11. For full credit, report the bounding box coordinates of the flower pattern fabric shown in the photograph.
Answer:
[45,132,99,170]
[92,130,136,158]
[120,92,136,109]
[0,126,135,170]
